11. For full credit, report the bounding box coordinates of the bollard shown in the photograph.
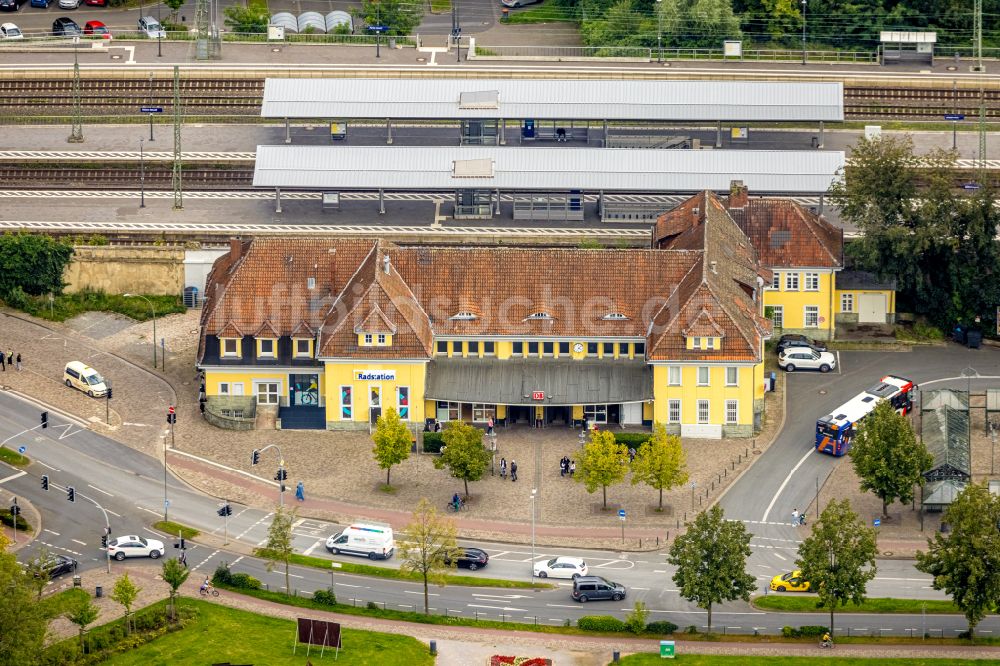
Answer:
[613,650,621,663]
[711,481,714,491]
[718,473,721,483]
[698,496,702,506]
[724,468,727,478]
[430,640,437,656]
[95,586,102,598]
[745,447,749,457]
[657,535,660,546]
[731,461,735,470]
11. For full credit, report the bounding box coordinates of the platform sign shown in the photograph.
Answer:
[660,640,675,658]
[141,106,164,113]
[532,391,545,400]
[368,25,388,32]
[964,183,981,190]
[944,114,965,121]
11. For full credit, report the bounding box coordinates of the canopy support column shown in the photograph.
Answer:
[495,188,501,216]
[274,188,282,214]
[715,121,722,148]
[284,118,290,144]
[818,121,825,149]
[387,119,393,145]
[603,119,609,147]
[500,119,507,145]
[379,188,386,214]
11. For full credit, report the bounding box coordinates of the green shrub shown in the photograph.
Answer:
[577,615,626,632]
[212,562,234,586]
[782,625,828,638]
[229,573,262,590]
[312,588,337,606]
[645,620,678,635]
[366,601,380,610]
[625,601,649,634]
[613,433,651,448]
[0,509,30,532]
[423,432,444,453]
[685,625,698,634]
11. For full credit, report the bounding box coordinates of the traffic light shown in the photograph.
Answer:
[251,449,260,466]
[67,487,75,502]
[101,534,108,548]
[174,537,185,550]
[40,411,48,429]
[10,504,19,516]
[217,503,233,517]
[41,475,49,491]
[106,387,113,400]
[167,405,176,424]
[277,468,288,481]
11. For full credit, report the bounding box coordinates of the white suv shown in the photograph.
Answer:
[108,535,164,560]
[138,16,166,39]
[778,348,836,373]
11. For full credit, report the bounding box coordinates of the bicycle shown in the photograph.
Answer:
[199,586,219,597]
[819,639,834,649]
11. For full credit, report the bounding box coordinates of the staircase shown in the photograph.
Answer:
[278,405,326,430]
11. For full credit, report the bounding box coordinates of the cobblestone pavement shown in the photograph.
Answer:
[2,307,783,548]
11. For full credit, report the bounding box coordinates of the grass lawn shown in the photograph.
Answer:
[256,547,550,590]
[0,447,30,466]
[107,598,433,665]
[617,655,994,665]
[754,596,960,614]
[17,291,185,323]
[152,521,200,540]
[430,0,451,12]
[504,4,578,23]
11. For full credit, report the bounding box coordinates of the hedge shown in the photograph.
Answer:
[782,625,829,638]
[577,615,626,632]
[213,562,262,591]
[423,432,445,453]
[0,508,31,532]
[645,620,678,635]
[613,433,652,448]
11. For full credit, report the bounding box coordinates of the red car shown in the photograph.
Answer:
[83,20,111,38]
[84,0,107,6]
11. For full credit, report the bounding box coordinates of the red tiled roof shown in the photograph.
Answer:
[725,197,842,269]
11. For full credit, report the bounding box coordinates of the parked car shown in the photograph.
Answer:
[138,15,165,38]
[0,22,22,38]
[84,0,107,6]
[34,554,79,579]
[107,535,164,560]
[775,334,827,355]
[571,575,626,602]
[770,570,811,592]
[0,0,26,12]
[83,20,110,38]
[500,0,542,7]
[30,0,50,8]
[778,348,836,373]
[64,361,108,397]
[533,556,588,579]
[57,0,80,9]
[52,17,81,36]
[445,547,489,571]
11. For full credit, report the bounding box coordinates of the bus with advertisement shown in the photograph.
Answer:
[815,375,917,456]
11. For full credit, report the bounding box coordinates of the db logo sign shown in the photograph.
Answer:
[532,391,545,400]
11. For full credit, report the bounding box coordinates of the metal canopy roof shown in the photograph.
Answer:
[253,145,845,194]
[261,78,844,122]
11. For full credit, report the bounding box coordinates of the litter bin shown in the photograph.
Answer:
[95,586,103,598]
[73,575,81,588]
[966,330,982,349]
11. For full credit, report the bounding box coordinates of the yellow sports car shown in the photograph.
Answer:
[770,570,811,592]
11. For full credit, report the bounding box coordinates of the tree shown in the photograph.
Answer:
[264,505,296,597]
[111,572,141,635]
[66,596,99,651]
[0,535,48,665]
[0,232,73,299]
[163,0,184,23]
[434,421,491,498]
[849,401,932,518]
[796,499,878,635]
[161,557,190,621]
[916,482,1000,637]
[397,498,462,614]
[372,406,411,488]
[357,0,424,36]
[223,0,271,33]
[23,547,52,600]
[667,504,755,632]
[631,423,689,510]
[576,430,629,510]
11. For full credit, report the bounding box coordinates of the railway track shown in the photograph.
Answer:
[0,165,254,189]
[1,78,1000,120]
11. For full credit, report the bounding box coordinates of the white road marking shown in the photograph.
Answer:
[86,484,114,497]
[136,506,160,517]
[43,529,60,536]
[287,573,304,579]
[106,509,122,518]
[231,556,245,566]
[545,604,579,608]
[0,471,27,484]
[405,590,439,596]
[334,582,362,588]
[467,604,527,612]
[302,539,324,556]
[36,461,60,472]
[633,587,650,591]
[773,553,787,561]
[761,447,815,523]
[71,539,86,546]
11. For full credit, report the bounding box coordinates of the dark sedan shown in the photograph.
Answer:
[446,547,489,571]
[0,0,27,12]
[775,334,827,355]
[26,554,78,579]
[52,16,80,36]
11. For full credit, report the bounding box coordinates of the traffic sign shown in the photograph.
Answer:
[873,518,881,527]
[964,183,981,190]
[618,509,626,520]
[17,446,25,454]
[141,106,164,113]
[944,114,965,121]
[164,499,171,508]
[367,25,388,32]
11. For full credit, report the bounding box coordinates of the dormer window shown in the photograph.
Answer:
[257,338,277,358]
[525,312,552,321]
[602,313,629,321]
[450,312,478,321]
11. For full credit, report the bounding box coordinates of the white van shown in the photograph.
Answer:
[325,523,394,560]
[63,361,108,397]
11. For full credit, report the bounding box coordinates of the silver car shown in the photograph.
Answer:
[138,16,166,39]
[778,348,836,373]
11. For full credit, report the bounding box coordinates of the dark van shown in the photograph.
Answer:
[571,575,626,603]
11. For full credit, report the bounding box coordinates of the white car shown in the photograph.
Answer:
[138,16,166,39]
[58,0,80,8]
[107,535,164,561]
[533,556,588,579]
[778,348,837,373]
[0,23,23,40]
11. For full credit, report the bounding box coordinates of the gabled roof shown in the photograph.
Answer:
[254,320,281,338]
[355,304,398,335]
[289,320,316,338]
[216,322,243,339]
[682,309,726,338]
[724,193,843,269]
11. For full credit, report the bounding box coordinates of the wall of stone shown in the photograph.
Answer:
[63,246,186,295]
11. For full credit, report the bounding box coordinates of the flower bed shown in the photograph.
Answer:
[490,656,552,666]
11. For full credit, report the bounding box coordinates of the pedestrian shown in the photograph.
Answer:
[569,460,576,477]
[487,417,494,436]
[178,549,187,568]
[295,481,305,502]
[792,508,799,526]
[5,350,11,368]
[510,460,518,482]
[560,457,566,477]
[628,447,636,463]
[0,352,5,372]
[15,353,21,372]
[499,457,507,479]
[799,512,806,526]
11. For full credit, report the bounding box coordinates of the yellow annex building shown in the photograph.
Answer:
[197,191,776,438]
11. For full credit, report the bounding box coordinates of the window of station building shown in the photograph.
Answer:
[668,399,681,423]
[705,337,715,350]
[618,343,630,357]
[543,341,554,356]
[634,342,645,356]
[259,339,276,358]
[587,342,598,356]
[513,341,524,355]
[483,341,496,355]
[222,339,238,357]
[294,339,311,358]
[726,399,739,424]
[692,336,702,349]
[771,272,780,290]
[804,306,820,328]
[558,342,570,356]
[362,334,373,346]
[804,273,820,291]
[668,366,681,386]
[697,399,710,424]
[468,340,480,355]
[841,294,854,313]
[584,404,608,423]
[697,366,710,386]
[528,341,539,356]
[377,334,387,345]
[436,341,448,355]
[602,342,614,356]
[726,367,739,386]
[785,273,800,291]
[473,404,496,422]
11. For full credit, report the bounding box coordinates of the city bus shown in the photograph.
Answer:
[815,375,917,456]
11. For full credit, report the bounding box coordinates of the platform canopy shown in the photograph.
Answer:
[261,78,844,122]
[253,145,845,195]
[880,31,937,43]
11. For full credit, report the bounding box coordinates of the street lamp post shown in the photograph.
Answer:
[801,0,807,65]
[530,488,537,582]
[656,0,663,64]
[157,2,162,58]
[124,293,157,369]
[251,444,287,507]
[139,138,146,209]
[148,73,155,142]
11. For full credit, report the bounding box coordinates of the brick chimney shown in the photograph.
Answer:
[729,180,749,209]
[229,238,243,261]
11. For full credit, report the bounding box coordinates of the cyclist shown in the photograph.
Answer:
[200,577,212,594]
[820,631,832,648]
[451,493,462,512]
